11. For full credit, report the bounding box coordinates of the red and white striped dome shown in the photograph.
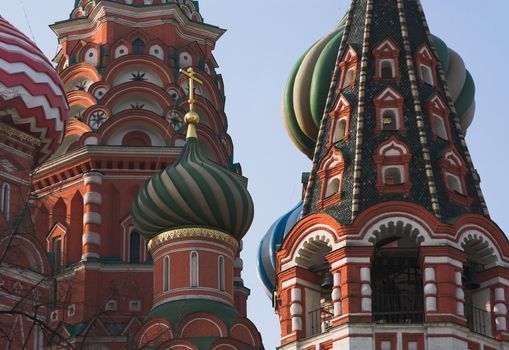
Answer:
[0,16,67,162]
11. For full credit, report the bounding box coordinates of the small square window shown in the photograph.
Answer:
[420,64,434,86]
[67,304,76,317]
[105,300,117,312]
[129,300,141,312]
[50,310,59,322]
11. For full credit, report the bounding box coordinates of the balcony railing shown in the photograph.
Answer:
[373,293,424,324]
[308,303,334,336]
[465,304,490,337]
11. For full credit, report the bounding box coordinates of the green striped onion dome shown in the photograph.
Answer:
[131,137,254,240]
[284,20,476,159]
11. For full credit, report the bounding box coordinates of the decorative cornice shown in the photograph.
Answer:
[148,227,239,252]
[51,2,224,45]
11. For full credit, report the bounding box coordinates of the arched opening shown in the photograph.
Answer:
[371,227,424,324]
[1,183,10,222]
[432,114,448,140]
[381,60,394,79]
[325,178,340,198]
[122,131,152,147]
[461,233,498,336]
[295,236,334,336]
[383,167,403,185]
[163,255,170,292]
[382,109,398,131]
[420,64,434,86]
[343,68,355,89]
[53,238,62,272]
[190,251,199,287]
[132,38,146,55]
[333,118,347,143]
[129,231,141,264]
[446,173,463,194]
[218,255,225,292]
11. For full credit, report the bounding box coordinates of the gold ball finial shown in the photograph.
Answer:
[184,110,200,125]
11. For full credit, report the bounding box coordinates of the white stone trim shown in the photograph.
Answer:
[331,257,370,269]
[424,256,463,268]
[84,192,102,205]
[82,252,100,259]
[84,212,102,225]
[281,278,321,291]
[83,172,103,186]
[82,232,101,246]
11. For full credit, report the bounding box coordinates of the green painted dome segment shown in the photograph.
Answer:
[282,51,316,158]
[282,22,476,159]
[431,35,450,73]
[293,30,341,140]
[310,31,343,127]
[455,70,475,117]
[131,138,254,240]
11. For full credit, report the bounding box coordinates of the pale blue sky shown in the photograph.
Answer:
[1,1,508,349]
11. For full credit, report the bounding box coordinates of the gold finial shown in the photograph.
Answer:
[179,67,203,139]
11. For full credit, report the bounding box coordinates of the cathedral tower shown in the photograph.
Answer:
[259,1,509,349]
[24,0,257,347]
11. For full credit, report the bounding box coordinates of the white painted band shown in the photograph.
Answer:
[82,232,101,246]
[84,212,102,225]
[82,252,100,259]
[424,256,463,269]
[83,172,103,186]
[84,192,102,205]
[331,257,370,269]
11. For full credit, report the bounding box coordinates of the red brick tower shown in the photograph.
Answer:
[26,1,251,348]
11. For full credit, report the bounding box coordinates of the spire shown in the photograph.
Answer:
[180,67,203,139]
[299,0,487,223]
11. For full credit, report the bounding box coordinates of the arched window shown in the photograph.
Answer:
[420,64,434,86]
[129,231,141,264]
[325,178,340,198]
[374,87,405,135]
[1,184,10,221]
[380,60,394,79]
[132,38,146,55]
[328,96,350,146]
[439,148,470,206]
[339,46,358,90]
[343,68,355,89]
[373,137,412,193]
[373,37,400,81]
[427,95,451,141]
[415,45,437,87]
[190,251,199,287]
[446,173,463,194]
[432,115,448,140]
[218,255,225,291]
[372,234,424,324]
[333,118,347,143]
[53,238,62,270]
[317,149,345,208]
[383,166,403,185]
[382,109,398,131]
[163,256,170,292]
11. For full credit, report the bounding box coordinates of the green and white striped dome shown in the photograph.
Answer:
[131,137,254,240]
[283,20,476,159]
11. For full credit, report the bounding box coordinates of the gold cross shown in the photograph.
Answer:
[179,67,203,112]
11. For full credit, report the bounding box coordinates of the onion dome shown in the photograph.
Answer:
[0,16,67,162]
[132,72,253,240]
[257,201,303,297]
[284,20,476,159]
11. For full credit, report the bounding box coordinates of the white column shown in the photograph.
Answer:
[290,287,303,332]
